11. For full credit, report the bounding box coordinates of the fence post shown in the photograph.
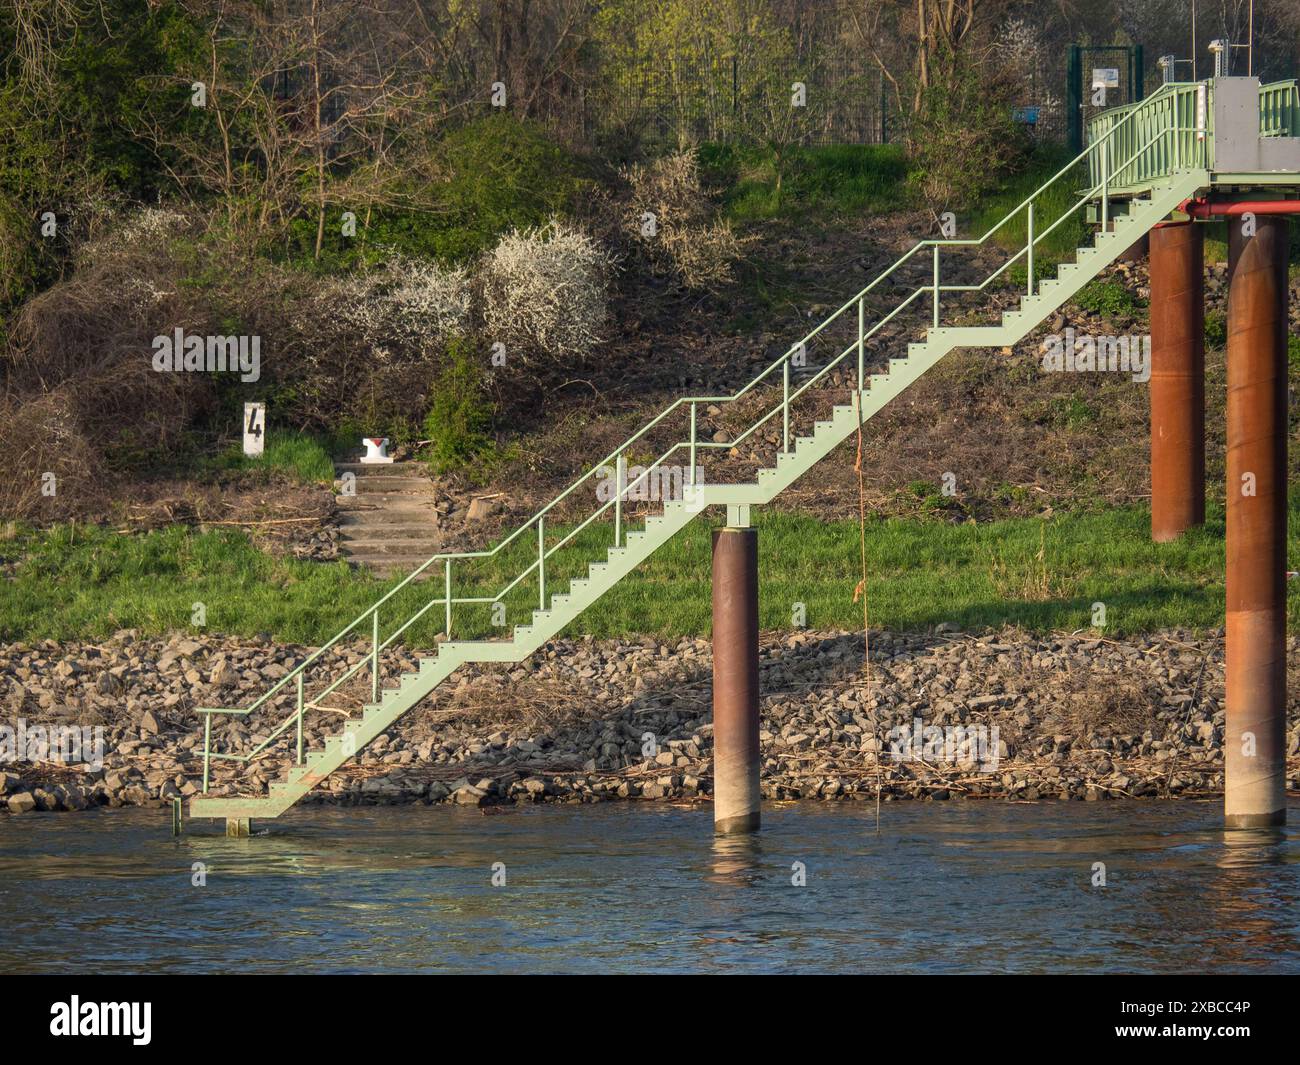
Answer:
[879,71,888,144]
[296,673,304,766]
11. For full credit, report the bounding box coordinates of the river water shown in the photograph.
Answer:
[1,799,1297,973]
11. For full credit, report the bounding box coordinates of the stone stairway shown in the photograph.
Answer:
[335,461,442,577]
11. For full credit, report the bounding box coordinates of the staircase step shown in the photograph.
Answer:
[337,495,439,511]
[336,462,425,475]
[337,524,440,542]
[335,476,434,492]
[338,539,441,555]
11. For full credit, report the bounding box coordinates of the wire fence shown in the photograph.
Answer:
[521,55,1074,152]
[536,57,901,149]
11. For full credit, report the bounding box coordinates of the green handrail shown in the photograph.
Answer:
[197,87,1214,793]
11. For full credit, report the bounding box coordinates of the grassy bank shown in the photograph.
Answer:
[2,504,1293,646]
[204,430,336,484]
[702,143,911,222]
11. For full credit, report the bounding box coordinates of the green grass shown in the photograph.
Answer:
[4,503,1295,645]
[965,146,1088,263]
[1073,278,1146,318]
[206,430,335,484]
[701,143,910,222]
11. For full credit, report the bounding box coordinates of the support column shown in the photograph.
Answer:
[712,526,760,834]
[1149,222,1205,541]
[1224,216,1289,829]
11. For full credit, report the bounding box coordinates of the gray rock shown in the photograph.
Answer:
[7,791,37,813]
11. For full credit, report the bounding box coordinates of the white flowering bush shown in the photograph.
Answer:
[327,257,472,358]
[75,207,193,268]
[479,220,613,361]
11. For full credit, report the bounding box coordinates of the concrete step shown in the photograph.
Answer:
[339,539,441,556]
[336,495,439,511]
[336,462,428,477]
[338,507,438,523]
[348,558,443,579]
[334,476,434,494]
[337,520,440,539]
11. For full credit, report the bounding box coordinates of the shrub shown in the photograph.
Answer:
[1205,311,1227,347]
[271,255,473,435]
[296,114,590,268]
[2,207,211,508]
[0,391,102,521]
[423,338,494,473]
[1074,279,1144,318]
[622,151,745,290]
[906,53,1025,211]
[330,257,472,352]
[479,219,613,361]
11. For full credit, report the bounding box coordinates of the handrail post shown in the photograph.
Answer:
[444,559,452,638]
[202,715,211,793]
[614,454,623,547]
[782,359,790,453]
[689,402,697,487]
[370,609,379,703]
[1174,95,1182,170]
[296,673,304,766]
[538,518,546,610]
[1101,140,1109,230]
[931,245,940,329]
[1026,203,1035,296]
[857,296,865,392]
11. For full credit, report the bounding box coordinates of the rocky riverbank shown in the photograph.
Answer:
[2,627,1298,815]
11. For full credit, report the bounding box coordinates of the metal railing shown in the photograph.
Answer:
[1088,78,1300,188]
[196,88,1214,794]
[1259,80,1300,137]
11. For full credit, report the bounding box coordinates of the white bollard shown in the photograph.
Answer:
[359,437,393,464]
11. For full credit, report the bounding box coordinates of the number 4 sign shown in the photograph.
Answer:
[243,402,265,457]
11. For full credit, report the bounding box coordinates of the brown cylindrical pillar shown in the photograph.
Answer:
[712,526,760,834]
[1149,222,1205,542]
[1224,215,1289,829]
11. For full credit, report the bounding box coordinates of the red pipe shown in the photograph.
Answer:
[1186,199,1300,218]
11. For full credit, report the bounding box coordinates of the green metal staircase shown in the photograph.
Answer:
[189,90,1225,827]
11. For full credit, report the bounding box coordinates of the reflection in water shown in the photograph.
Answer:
[707,831,766,886]
[0,799,1296,973]
[1203,827,1300,971]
